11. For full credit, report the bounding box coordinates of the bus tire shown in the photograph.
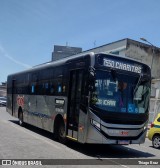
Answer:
[18,109,24,127]
[58,122,67,144]
[54,119,66,144]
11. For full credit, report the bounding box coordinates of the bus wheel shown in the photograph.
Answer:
[19,110,24,127]
[57,122,66,144]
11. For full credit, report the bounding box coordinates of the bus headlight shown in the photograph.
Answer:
[91,119,100,129]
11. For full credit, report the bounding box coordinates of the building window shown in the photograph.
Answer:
[110,51,119,55]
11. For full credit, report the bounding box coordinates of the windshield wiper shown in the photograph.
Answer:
[133,73,143,96]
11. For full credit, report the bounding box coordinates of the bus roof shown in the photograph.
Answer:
[7,52,150,78]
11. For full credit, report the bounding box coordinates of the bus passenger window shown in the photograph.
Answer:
[31,85,35,93]
[45,83,49,89]
[58,84,62,93]
[45,82,50,95]
[50,83,54,94]
[63,85,66,93]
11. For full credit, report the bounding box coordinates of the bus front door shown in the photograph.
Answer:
[67,70,83,141]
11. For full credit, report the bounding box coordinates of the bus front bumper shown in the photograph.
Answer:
[86,124,147,145]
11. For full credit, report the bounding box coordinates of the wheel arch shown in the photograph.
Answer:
[53,114,65,133]
[152,133,160,140]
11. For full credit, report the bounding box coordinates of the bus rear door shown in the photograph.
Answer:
[11,79,16,116]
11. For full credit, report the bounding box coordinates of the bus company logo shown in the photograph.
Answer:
[120,131,129,136]
[17,96,24,107]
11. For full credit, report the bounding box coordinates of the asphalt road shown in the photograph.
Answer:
[0,107,160,168]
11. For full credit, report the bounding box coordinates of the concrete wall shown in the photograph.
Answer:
[149,79,160,123]
[125,39,160,79]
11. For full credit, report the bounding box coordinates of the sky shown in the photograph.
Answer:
[0,0,160,83]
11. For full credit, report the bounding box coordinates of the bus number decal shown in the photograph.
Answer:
[55,108,64,113]
[55,99,65,105]
[120,131,129,136]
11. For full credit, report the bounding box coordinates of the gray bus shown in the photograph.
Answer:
[7,52,151,145]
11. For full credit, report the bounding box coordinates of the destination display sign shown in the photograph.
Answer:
[103,58,142,74]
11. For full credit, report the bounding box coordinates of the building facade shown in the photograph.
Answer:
[52,45,82,61]
[0,82,7,97]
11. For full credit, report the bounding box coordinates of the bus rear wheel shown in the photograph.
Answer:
[55,121,66,144]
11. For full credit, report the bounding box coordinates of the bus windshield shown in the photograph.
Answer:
[91,70,150,114]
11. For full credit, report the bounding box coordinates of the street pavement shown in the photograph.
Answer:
[0,107,160,168]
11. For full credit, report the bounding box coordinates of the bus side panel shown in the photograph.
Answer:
[78,109,88,143]
[36,95,68,133]
[27,95,37,127]
[12,94,18,118]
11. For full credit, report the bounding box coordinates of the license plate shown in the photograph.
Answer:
[118,140,130,145]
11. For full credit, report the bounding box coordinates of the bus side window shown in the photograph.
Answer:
[56,76,63,95]
[50,82,55,94]
[57,83,62,93]
[31,85,35,93]
[30,73,38,94]
[45,82,50,94]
